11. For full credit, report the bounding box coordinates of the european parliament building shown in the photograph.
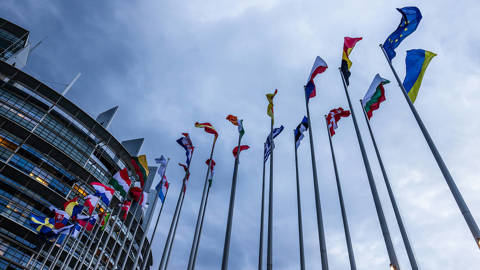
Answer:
[0,18,156,270]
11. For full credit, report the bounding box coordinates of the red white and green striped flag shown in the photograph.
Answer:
[362,74,390,119]
[108,168,131,198]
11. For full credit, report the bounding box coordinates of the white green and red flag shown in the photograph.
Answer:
[362,74,390,119]
[109,168,132,198]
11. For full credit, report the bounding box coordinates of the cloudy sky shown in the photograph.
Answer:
[3,0,480,269]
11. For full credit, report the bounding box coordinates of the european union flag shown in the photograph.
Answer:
[383,7,422,61]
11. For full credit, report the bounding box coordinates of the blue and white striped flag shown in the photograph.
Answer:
[264,125,284,163]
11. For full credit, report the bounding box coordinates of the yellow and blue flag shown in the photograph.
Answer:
[383,7,422,60]
[403,49,436,103]
[29,214,55,235]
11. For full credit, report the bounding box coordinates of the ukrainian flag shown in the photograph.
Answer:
[29,214,54,235]
[403,49,436,103]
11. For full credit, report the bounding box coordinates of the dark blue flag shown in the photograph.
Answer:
[294,116,309,149]
[383,7,422,61]
[264,125,284,162]
[176,133,194,166]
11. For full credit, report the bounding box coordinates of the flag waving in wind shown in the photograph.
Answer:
[266,89,278,121]
[362,74,390,119]
[109,168,132,198]
[177,133,194,166]
[264,125,284,162]
[403,49,436,103]
[64,197,83,219]
[131,155,149,188]
[84,194,99,215]
[340,37,362,85]
[155,155,168,177]
[226,115,245,137]
[156,175,169,203]
[294,116,309,149]
[383,7,423,60]
[305,56,328,101]
[326,108,351,136]
[233,145,250,158]
[195,122,219,140]
[90,182,115,206]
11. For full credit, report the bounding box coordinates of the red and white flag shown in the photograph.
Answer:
[120,201,131,220]
[326,107,351,136]
[84,194,99,215]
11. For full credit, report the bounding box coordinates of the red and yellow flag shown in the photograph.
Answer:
[195,122,218,139]
[233,145,250,158]
[226,115,239,126]
[266,89,278,121]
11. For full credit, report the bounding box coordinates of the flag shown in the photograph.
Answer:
[326,108,351,136]
[49,206,70,229]
[64,197,83,219]
[70,223,82,239]
[77,214,98,231]
[340,37,362,85]
[129,185,143,202]
[226,115,245,137]
[120,201,131,220]
[155,175,169,203]
[294,116,309,149]
[305,56,328,101]
[266,89,278,121]
[383,7,423,60]
[29,214,55,235]
[403,49,436,103]
[195,122,219,139]
[206,159,216,187]
[131,155,149,188]
[109,168,132,198]
[90,182,115,206]
[264,125,284,162]
[100,212,111,230]
[362,74,391,119]
[155,155,168,178]
[233,145,250,158]
[84,194,99,215]
[177,133,194,166]
[53,224,73,237]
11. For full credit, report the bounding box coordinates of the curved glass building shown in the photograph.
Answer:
[0,18,154,270]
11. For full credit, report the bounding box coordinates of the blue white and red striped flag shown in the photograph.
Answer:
[305,56,328,102]
[90,182,115,206]
[177,133,194,166]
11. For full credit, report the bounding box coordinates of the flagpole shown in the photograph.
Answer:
[339,68,400,270]
[293,130,306,270]
[266,118,275,270]
[111,199,143,269]
[88,207,121,270]
[304,86,329,270]
[380,44,480,249]
[258,150,266,270]
[38,237,61,270]
[188,139,217,270]
[73,215,103,270]
[26,241,45,269]
[140,186,170,270]
[118,210,143,270]
[131,159,171,270]
[47,229,72,270]
[359,99,419,269]
[221,131,243,269]
[191,177,212,269]
[325,115,357,270]
[159,165,191,270]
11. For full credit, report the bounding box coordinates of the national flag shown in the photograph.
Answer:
[84,194,99,215]
[64,197,83,219]
[120,201,131,220]
[53,224,73,237]
[266,89,278,121]
[177,133,194,166]
[206,159,216,187]
[48,206,70,229]
[264,125,284,162]
[326,107,351,136]
[305,56,328,101]
[129,185,143,202]
[77,214,98,231]
[340,37,362,85]
[29,214,55,235]
[226,115,245,137]
[109,168,132,198]
[100,212,111,230]
[195,122,219,140]
[131,155,149,188]
[383,7,423,61]
[90,182,115,206]
[362,74,390,119]
[70,223,82,239]
[155,155,168,178]
[402,49,436,103]
[155,175,169,203]
[294,116,309,149]
[233,145,250,158]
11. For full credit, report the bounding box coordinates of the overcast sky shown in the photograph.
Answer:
[3,0,480,269]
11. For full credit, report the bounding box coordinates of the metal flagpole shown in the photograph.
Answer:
[359,99,418,269]
[158,180,184,270]
[26,241,45,269]
[119,211,144,270]
[131,159,171,270]
[380,44,480,249]
[164,190,186,269]
[47,230,72,270]
[89,207,121,270]
[72,216,102,270]
[325,115,357,270]
[188,139,217,270]
[293,130,306,270]
[111,199,142,269]
[258,150,266,270]
[339,68,400,270]
[221,131,243,269]
[191,176,212,269]
[140,187,170,270]
[38,237,60,270]
[267,118,274,270]
[304,86,329,270]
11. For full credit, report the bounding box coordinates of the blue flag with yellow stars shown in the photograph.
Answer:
[383,7,422,60]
